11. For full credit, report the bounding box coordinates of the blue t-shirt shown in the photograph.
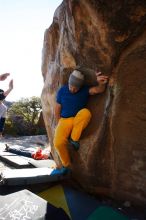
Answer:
[56,85,89,117]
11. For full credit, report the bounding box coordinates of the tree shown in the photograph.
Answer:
[6,96,45,136]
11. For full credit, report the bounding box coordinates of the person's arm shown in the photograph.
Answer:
[55,87,62,124]
[0,73,10,81]
[54,102,61,124]
[89,72,108,95]
[4,79,13,97]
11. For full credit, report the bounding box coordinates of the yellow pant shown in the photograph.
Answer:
[53,108,91,167]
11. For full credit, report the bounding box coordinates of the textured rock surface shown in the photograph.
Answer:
[41,0,146,205]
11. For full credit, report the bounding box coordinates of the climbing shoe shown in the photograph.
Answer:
[68,138,80,151]
[52,166,71,176]
[60,166,71,175]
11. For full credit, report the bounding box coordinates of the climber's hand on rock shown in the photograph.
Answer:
[96,71,108,85]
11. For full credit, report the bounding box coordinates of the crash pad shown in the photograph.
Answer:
[28,158,56,168]
[0,150,55,169]
[39,184,130,220]
[0,189,70,220]
[0,167,66,185]
[0,151,32,168]
[87,206,129,220]
[39,184,71,218]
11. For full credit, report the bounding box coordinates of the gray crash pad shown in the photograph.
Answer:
[0,189,69,220]
[0,167,66,185]
[0,150,56,169]
[28,158,56,168]
[0,151,17,156]
[0,151,32,168]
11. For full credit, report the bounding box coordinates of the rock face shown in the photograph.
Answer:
[41,0,146,205]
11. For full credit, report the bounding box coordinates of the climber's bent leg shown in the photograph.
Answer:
[71,108,91,141]
[54,117,74,167]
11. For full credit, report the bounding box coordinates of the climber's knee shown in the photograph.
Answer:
[76,108,92,121]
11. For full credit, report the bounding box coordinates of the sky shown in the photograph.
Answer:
[0,0,62,101]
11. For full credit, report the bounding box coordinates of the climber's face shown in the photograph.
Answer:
[69,85,80,93]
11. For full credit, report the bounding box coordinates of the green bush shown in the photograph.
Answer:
[4,96,46,136]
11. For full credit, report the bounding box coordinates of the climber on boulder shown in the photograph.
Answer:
[54,69,108,174]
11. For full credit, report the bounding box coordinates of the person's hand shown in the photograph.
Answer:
[0,73,10,81]
[9,79,13,90]
[96,72,108,85]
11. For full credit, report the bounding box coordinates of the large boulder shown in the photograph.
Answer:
[41,0,146,205]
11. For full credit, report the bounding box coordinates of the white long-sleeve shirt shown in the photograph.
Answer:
[0,102,7,118]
